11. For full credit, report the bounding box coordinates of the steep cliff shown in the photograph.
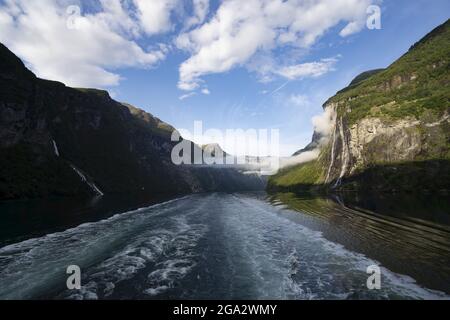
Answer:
[269,20,450,193]
[0,43,264,200]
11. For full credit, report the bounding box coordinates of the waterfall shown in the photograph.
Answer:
[333,118,349,188]
[52,140,60,157]
[324,114,338,184]
[70,164,104,196]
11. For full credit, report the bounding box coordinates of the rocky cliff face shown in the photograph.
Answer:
[269,20,450,193]
[316,101,449,191]
[0,43,264,200]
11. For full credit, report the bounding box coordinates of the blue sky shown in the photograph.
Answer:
[1,0,449,155]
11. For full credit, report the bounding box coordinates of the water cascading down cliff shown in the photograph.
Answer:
[269,19,450,193]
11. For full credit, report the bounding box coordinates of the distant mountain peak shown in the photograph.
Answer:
[202,143,229,157]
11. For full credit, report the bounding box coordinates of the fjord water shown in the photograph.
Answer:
[0,192,449,299]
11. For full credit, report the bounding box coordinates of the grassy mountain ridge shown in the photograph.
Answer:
[269,19,450,193]
[329,19,449,125]
[336,69,385,95]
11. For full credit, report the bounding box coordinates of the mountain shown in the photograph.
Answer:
[269,19,450,193]
[292,131,324,156]
[0,43,265,200]
[338,69,385,94]
[201,143,230,159]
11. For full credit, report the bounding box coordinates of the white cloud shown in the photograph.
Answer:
[279,149,320,168]
[0,0,170,88]
[176,0,374,91]
[95,0,140,37]
[0,0,375,91]
[275,57,338,80]
[288,94,310,108]
[179,88,209,99]
[133,0,179,35]
[312,105,336,137]
[185,0,209,29]
[179,92,197,100]
[339,20,365,37]
[278,105,337,169]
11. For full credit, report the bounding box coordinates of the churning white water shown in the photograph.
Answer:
[0,193,447,300]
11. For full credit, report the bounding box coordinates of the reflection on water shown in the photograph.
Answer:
[268,192,450,294]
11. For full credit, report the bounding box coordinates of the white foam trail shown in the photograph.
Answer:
[0,195,194,300]
[0,193,448,300]
[226,194,449,300]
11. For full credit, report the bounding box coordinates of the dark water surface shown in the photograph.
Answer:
[269,192,450,295]
[0,193,178,247]
[0,192,449,299]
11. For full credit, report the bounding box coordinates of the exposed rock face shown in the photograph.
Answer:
[269,20,450,193]
[321,106,449,189]
[0,43,265,200]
